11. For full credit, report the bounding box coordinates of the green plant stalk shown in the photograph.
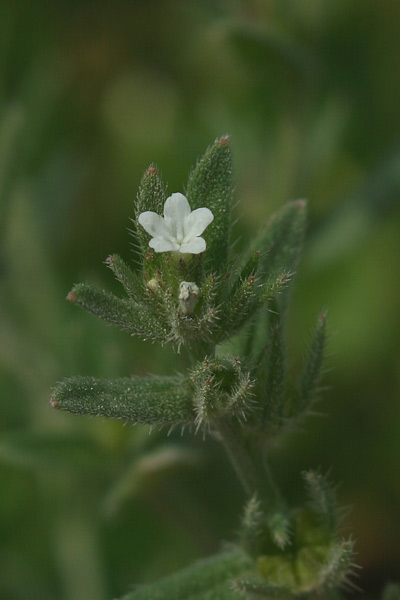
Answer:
[216,417,282,512]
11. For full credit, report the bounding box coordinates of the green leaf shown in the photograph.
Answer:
[189,357,254,429]
[119,547,252,600]
[240,496,265,557]
[302,470,339,533]
[189,582,240,600]
[316,538,356,592]
[51,375,194,426]
[134,164,167,257]
[297,311,327,415]
[256,554,297,592]
[229,251,260,299]
[67,283,165,341]
[218,271,290,342]
[258,314,286,429]
[186,136,233,276]
[252,200,307,309]
[232,576,290,598]
[266,511,291,551]
[105,254,146,302]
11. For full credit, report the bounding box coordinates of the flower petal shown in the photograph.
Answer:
[179,237,206,254]
[184,207,214,240]
[138,211,167,237]
[163,193,191,221]
[149,237,180,252]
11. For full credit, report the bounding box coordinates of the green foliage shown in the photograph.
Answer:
[257,313,286,430]
[120,548,252,600]
[186,136,233,276]
[257,200,307,279]
[52,376,193,426]
[67,283,161,339]
[2,4,400,598]
[134,164,167,257]
[52,139,358,599]
[297,311,328,416]
[302,470,340,533]
[105,254,146,303]
[189,356,255,430]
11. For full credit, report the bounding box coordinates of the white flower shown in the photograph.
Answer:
[138,193,214,254]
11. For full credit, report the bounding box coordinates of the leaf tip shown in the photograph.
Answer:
[216,134,230,145]
[66,289,76,303]
[145,164,158,176]
[50,395,60,409]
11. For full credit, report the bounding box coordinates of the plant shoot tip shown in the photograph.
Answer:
[50,396,59,409]
[217,135,230,145]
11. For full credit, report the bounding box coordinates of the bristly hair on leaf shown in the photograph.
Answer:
[302,470,341,533]
[52,138,357,600]
[186,135,233,276]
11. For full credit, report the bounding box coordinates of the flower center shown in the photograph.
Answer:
[175,219,185,244]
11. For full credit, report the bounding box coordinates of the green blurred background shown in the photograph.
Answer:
[1,1,399,599]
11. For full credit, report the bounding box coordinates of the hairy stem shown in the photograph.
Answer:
[216,417,282,511]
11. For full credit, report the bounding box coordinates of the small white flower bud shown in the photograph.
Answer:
[178,281,199,315]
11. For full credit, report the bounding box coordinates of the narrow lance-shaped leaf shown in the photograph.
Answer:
[239,495,265,557]
[302,470,340,533]
[105,254,146,302]
[67,283,165,341]
[315,538,356,592]
[258,199,307,278]
[186,135,233,276]
[218,271,290,342]
[259,314,286,428]
[134,164,166,256]
[232,577,291,598]
[51,376,194,426]
[266,510,291,551]
[297,311,327,415]
[68,283,137,330]
[242,200,306,311]
[186,582,239,600]
[228,250,260,299]
[119,548,252,600]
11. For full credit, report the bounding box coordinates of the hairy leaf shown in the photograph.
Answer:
[51,376,194,425]
[105,254,146,302]
[120,548,252,600]
[67,283,165,341]
[134,164,167,256]
[186,135,233,275]
[302,470,339,533]
[298,311,327,414]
